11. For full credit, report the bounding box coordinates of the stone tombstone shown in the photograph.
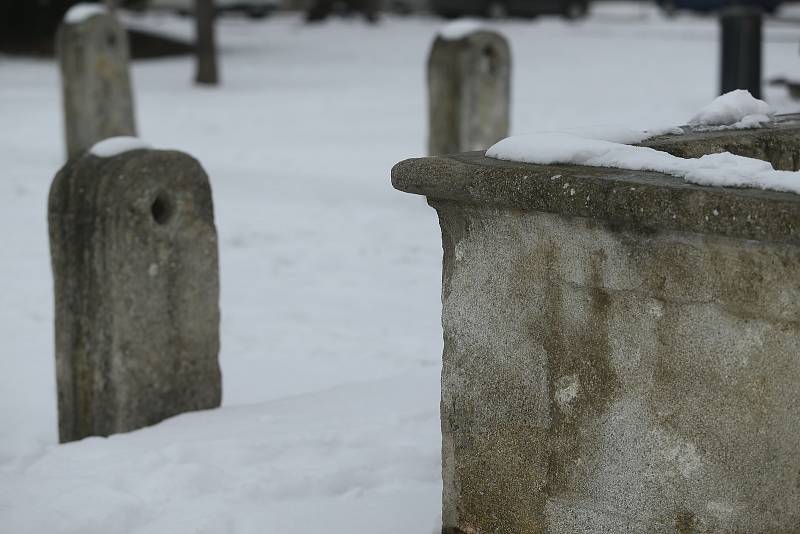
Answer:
[428,26,510,155]
[57,5,137,159]
[49,141,221,443]
[392,118,800,533]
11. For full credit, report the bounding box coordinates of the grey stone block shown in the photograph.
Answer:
[57,11,137,159]
[393,119,800,533]
[428,29,510,156]
[49,148,221,444]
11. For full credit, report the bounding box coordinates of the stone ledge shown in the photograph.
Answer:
[392,130,800,245]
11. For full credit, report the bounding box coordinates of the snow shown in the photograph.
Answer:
[64,3,108,24]
[1,4,799,533]
[487,132,800,193]
[438,18,485,40]
[486,89,798,193]
[1,372,442,533]
[89,136,152,157]
[688,89,773,129]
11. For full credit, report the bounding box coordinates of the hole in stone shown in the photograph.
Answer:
[107,32,117,47]
[150,193,173,225]
[481,45,498,75]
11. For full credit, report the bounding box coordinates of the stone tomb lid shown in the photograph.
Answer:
[392,149,800,246]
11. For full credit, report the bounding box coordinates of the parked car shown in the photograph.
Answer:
[656,0,783,15]
[149,0,281,18]
[431,0,590,19]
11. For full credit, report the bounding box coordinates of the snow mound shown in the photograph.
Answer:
[438,19,485,40]
[0,372,442,534]
[485,91,795,193]
[90,136,152,158]
[64,3,108,24]
[486,132,800,194]
[688,89,773,130]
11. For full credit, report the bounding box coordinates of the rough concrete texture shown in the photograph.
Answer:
[392,122,800,533]
[428,30,510,156]
[57,12,137,159]
[434,202,800,533]
[49,149,221,443]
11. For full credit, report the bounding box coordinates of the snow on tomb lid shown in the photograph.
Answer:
[688,89,773,130]
[391,92,800,245]
[392,150,800,245]
[90,137,152,158]
[486,91,800,195]
[486,132,800,194]
[438,19,487,40]
[64,3,109,24]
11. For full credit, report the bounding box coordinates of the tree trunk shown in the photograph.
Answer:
[194,0,219,85]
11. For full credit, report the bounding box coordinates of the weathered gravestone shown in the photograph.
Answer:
[393,117,800,533]
[49,139,221,443]
[428,26,510,155]
[57,4,137,159]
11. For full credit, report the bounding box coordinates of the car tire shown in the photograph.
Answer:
[563,1,587,19]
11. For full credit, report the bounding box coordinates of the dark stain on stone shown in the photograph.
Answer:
[527,241,620,498]
[604,217,660,238]
[652,302,678,406]
[675,511,697,534]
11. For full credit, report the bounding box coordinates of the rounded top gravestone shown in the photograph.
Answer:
[49,144,221,443]
[57,7,137,159]
[428,26,511,156]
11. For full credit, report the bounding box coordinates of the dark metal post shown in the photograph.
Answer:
[194,0,219,85]
[720,6,762,99]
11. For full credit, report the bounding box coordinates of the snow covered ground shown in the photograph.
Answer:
[1,3,798,532]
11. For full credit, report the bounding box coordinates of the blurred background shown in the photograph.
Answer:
[2,0,800,55]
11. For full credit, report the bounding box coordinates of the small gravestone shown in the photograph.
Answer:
[57,4,137,159]
[49,138,221,443]
[428,23,510,155]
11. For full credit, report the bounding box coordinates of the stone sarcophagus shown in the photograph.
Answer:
[392,120,800,533]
